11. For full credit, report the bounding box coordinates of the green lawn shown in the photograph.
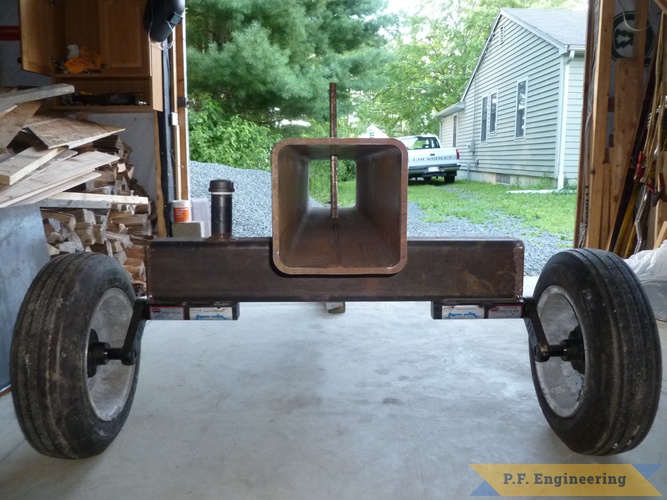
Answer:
[310,175,576,239]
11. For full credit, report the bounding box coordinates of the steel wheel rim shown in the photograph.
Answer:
[535,285,587,418]
[85,288,135,421]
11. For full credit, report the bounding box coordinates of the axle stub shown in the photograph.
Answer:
[88,297,147,378]
[524,297,584,364]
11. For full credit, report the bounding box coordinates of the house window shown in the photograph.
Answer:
[489,92,497,134]
[452,114,458,147]
[515,80,527,138]
[481,95,488,142]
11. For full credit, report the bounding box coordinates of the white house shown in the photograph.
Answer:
[436,9,587,188]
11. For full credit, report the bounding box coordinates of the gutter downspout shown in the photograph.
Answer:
[469,77,478,178]
[556,49,576,189]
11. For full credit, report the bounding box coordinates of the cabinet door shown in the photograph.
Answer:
[99,0,148,75]
[19,0,57,75]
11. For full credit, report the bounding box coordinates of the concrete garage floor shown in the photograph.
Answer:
[0,280,666,499]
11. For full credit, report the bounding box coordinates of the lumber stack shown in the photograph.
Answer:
[0,85,149,209]
[0,113,126,207]
[0,85,153,295]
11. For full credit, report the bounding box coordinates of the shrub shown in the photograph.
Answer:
[189,94,281,171]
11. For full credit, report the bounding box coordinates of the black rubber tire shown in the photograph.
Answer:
[444,174,456,184]
[530,248,661,455]
[10,253,139,459]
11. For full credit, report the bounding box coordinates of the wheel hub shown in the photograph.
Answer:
[87,329,110,378]
[86,288,136,421]
[561,326,585,374]
[533,285,587,418]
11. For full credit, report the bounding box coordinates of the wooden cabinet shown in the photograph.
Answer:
[99,0,148,75]
[19,0,163,111]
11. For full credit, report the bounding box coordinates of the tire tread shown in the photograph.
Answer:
[531,248,661,455]
[10,253,137,459]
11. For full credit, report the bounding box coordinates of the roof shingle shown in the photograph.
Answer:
[502,8,587,48]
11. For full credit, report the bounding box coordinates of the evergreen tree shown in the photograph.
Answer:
[186,0,397,124]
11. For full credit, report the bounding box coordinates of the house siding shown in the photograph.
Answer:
[440,13,584,186]
[440,117,454,147]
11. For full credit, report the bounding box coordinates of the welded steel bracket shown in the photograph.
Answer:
[524,297,578,363]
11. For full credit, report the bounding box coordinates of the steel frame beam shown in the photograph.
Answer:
[147,237,524,304]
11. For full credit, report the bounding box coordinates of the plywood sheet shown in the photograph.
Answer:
[28,118,125,149]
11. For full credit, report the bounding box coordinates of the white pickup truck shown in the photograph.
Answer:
[397,134,460,183]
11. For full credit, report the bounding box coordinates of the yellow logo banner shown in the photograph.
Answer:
[470,464,661,496]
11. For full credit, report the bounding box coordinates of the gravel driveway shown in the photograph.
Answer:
[190,162,569,275]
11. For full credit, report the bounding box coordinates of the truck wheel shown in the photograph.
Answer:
[530,249,661,455]
[444,174,456,184]
[10,253,139,459]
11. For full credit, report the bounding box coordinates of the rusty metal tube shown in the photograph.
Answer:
[271,138,408,275]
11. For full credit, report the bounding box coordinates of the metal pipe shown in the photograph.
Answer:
[209,179,235,238]
[329,82,337,139]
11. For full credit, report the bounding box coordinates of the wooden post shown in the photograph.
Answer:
[585,0,615,248]
[170,38,182,201]
[175,19,190,201]
[574,1,597,247]
[605,1,649,250]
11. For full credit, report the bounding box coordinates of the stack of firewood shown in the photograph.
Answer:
[41,209,149,295]
[38,135,152,295]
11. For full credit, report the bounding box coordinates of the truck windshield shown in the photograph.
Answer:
[399,136,437,150]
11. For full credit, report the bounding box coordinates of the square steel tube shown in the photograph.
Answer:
[271,138,408,275]
[147,238,524,303]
